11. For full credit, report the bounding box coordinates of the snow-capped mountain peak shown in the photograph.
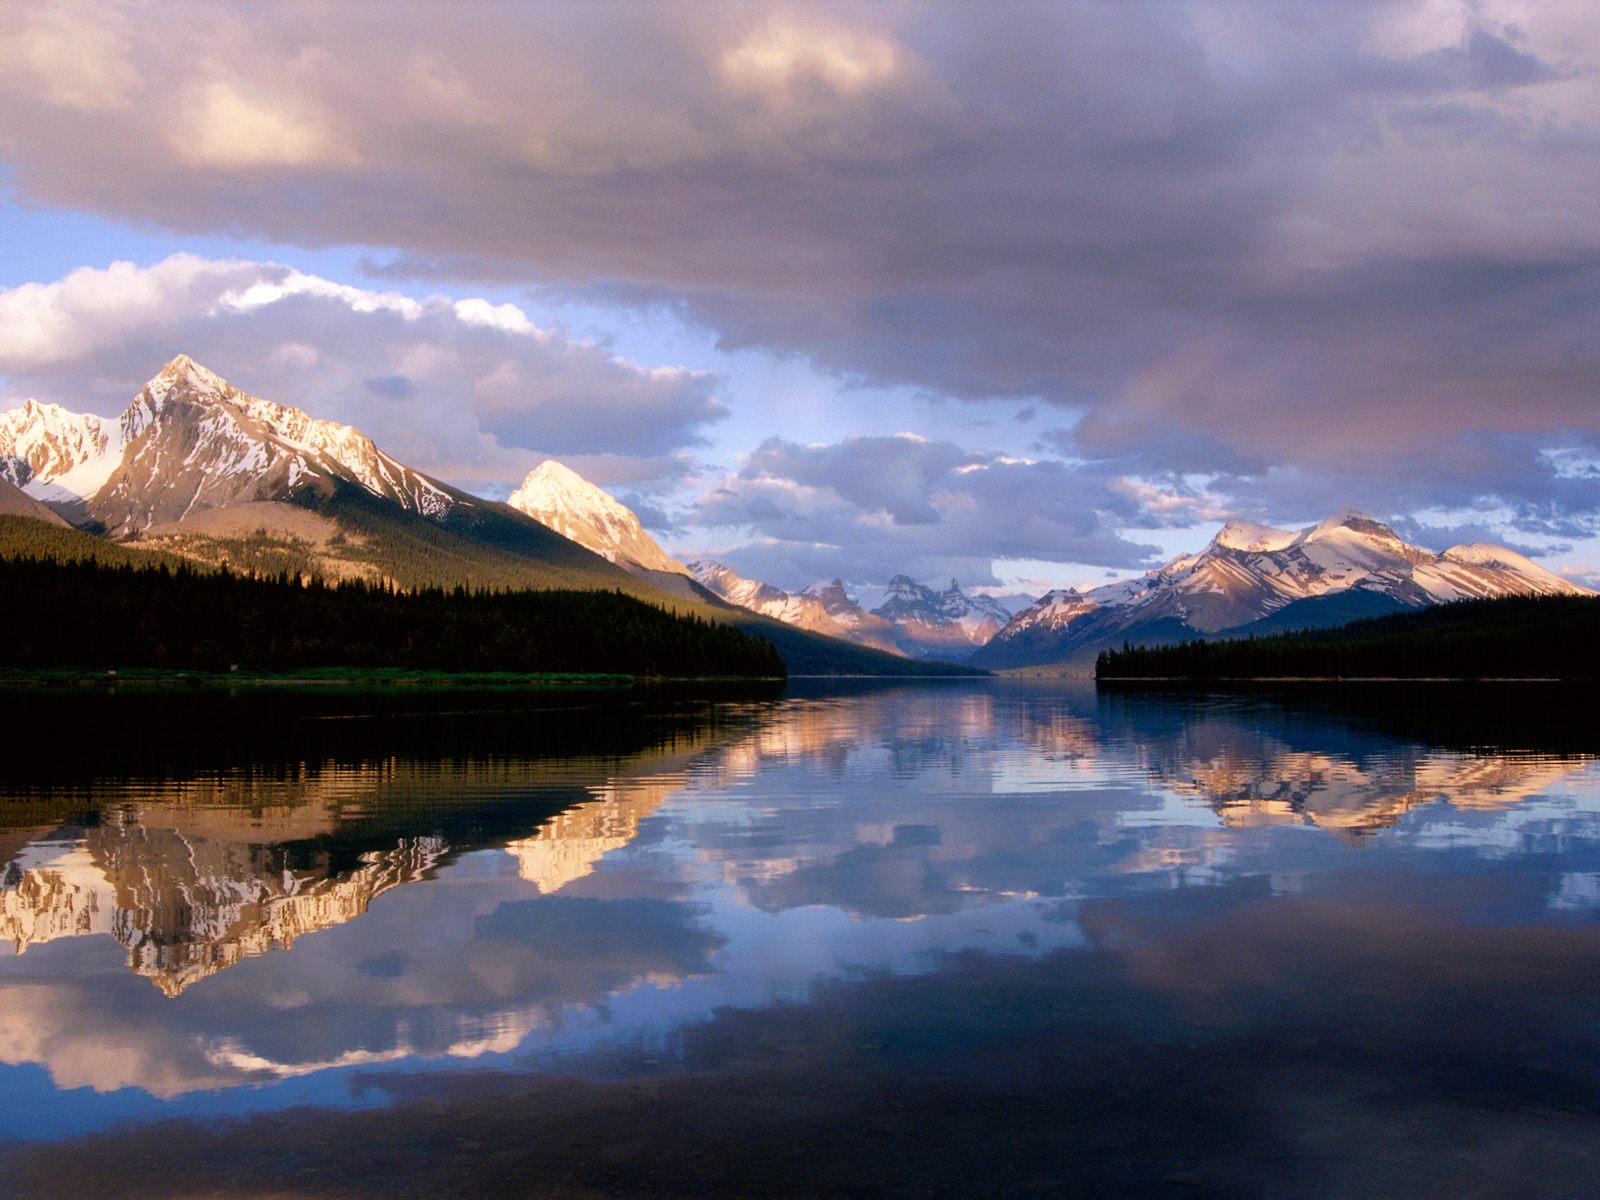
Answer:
[689,561,902,654]
[507,460,685,575]
[1211,520,1296,553]
[0,399,124,501]
[975,508,1594,669]
[121,354,232,440]
[0,356,459,532]
[870,574,1010,657]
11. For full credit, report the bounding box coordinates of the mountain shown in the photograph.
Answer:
[504,458,725,604]
[870,575,1013,659]
[0,357,966,676]
[973,509,1591,670]
[3,356,456,533]
[0,356,661,592]
[689,561,903,655]
[0,399,123,519]
[507,460,687,574]
[799,578,905,653]
[0,478,68,526]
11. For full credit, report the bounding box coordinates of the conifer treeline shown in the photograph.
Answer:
[1096,594,1600,680]
[0,553,786,677]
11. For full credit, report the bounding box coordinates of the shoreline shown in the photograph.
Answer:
[1096,675,1586,683]
[0,668,788,690]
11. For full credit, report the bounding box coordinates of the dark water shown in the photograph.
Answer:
[3,680,1600,1198]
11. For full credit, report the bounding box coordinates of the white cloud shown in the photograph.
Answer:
[0,256,726,488]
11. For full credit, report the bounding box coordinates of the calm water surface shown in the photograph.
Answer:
[4,680,1600,1197]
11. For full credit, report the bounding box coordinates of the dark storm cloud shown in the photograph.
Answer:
[1,0,1598,531]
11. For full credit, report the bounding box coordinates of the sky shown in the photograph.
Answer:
[1,0,1599,595]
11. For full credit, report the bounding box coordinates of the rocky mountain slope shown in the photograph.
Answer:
[974,509,1591,670]
[871,576,1013,659]
[689,561,903,655]
[0,478,68,526]
[2,357,455,533]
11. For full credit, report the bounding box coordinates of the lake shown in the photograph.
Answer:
[4,680,1600,1197]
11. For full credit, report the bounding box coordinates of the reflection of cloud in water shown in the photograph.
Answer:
[3,684,1600,1114]
[14,879,1600,1200]
[0,886,725,1098]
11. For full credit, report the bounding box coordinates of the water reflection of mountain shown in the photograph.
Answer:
[505,779,681,894]
[0,691,762,996]
[3,825,447,996]
[1094,687,1600,838]
[4,683,1600,1106]
[683,687,1600,919]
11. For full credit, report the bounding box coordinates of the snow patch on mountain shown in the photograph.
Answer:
[1211,520,1296,554]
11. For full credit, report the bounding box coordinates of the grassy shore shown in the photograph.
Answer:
[0,666,712,691]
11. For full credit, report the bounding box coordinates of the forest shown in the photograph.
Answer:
[0,545,786,678]
[1096,594,1600,680]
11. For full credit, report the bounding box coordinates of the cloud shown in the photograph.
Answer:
[180,81,352,168]
[0,2,1597,546]
[0,256,726,488]
[692,434,1165,586]
[721,17,906,101]
[0,0,139,112]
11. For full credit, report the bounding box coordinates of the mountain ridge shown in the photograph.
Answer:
[0,358,973,676]
[975,509,1589,670]
[870,574,1012,659]
[688,560,904,655]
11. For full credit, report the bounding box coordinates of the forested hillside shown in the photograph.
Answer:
[1097,594,1600,680]
[0,547,785,678]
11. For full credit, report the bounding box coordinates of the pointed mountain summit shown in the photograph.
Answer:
[870,575,1011,659]
[799,578,857,615]
[689,562,903,655]
[974,508,1592,670]
[1,355,457,534]
[507,460,687,575]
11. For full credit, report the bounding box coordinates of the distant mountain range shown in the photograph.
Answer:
[973,511,1589,669]
[685,563,1016,659]
[1,356,1585,674]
